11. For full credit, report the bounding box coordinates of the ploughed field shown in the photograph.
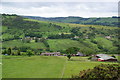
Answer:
[2,56,118,78]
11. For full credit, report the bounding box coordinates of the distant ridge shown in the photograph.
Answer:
[23,15,119,27]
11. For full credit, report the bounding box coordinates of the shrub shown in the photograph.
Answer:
[67,54,71,60]
[88,56,92,60]
[17,50,21,55]
[71,64,120,80]
[7,48,12,55]
[111,55,116,58]
[27,50,33,57]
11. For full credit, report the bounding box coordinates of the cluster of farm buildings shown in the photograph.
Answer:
[41,52,118,62]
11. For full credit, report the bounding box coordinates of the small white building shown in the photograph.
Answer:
[76,52,85,56]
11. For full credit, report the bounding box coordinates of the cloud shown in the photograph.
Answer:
[1,2,118,17]
[1,0,119,2]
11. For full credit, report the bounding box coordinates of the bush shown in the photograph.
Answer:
[27,50,33,57]
[71,64,120,80]
[17,50,21,55]
[88,56,92,60]
[111,55,116,58]
[2,50,7,55]
[67,54,71,60]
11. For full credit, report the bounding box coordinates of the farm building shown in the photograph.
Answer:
[95,54,117,62]
[76,52,85,56]
[105,36,111,39]
[41,52,61,56]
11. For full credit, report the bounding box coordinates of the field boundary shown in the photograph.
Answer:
[60,58,67,80]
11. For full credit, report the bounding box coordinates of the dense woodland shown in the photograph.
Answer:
[1,14,120,56]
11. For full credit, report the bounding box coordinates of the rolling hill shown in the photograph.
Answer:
[1,14,120,55]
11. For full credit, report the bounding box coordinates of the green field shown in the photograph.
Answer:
[47,39,95,52]
[48,39,84,51]
[2,56,118,78]
[2,40,46,49]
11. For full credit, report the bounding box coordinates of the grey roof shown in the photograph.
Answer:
[98,56,115,60]
[96,54,116,60]
[96,54,108,57]
[76,52,84,56]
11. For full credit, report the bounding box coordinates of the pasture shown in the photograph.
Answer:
[2,40,46,49]
[47,39,89,51]
[2,56,118,78]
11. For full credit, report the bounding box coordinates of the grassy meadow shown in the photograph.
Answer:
[47,39,85,51]
[2,56,118,78]
[2,40,46,49]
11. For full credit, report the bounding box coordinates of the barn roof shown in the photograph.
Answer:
[98,56,115,60]
[96,54,116,60]
[76,52,84,55]
[96,54,108,57]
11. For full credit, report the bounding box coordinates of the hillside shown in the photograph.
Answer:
[23,16,119,27]
[1,14,120,55]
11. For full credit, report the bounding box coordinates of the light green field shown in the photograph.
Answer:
[2,56,118,78]
[47,39,101,53]
[93,37,117,50]
[2,40,46,49]
[47,39,86,51]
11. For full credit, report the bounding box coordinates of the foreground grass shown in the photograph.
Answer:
[2,56,118,78]
[62,57,117,78]
[2,56,65,78]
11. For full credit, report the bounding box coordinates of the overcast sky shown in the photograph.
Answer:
[1,1,119,17]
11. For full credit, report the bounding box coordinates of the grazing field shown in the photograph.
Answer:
[93,37,116,50]
[47,39,87,51]
[2,40,46,49]
[2,56,65,78]
[2,56,118,78]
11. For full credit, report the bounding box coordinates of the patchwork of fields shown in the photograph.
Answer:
[2,56,118,78]
[3,37,116,53]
